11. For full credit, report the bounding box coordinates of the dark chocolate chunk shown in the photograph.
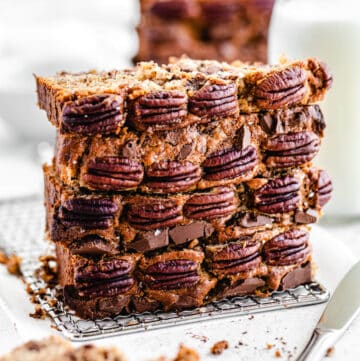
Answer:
[177,143,193,160]
[238,213,273,228]
[281,262,312,290]
[235,125,251,150]
[219,278,266,298]
[129,229,169,252]
[294,209,318,224]
[169,221,214,245]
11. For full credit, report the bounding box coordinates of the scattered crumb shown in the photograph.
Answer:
[211,341,229,355]
[248,315,254,320]
[234,341,247,349]
[0,250,8,264]
[326,347,335,357]
[29,304,47,320]
[242,331,248,335]
[274,350,282,358]
[173,344,199,361]
[0,251,22,276]
[267,344,273,350]
[35,255,58,287]
[186,332,208,343]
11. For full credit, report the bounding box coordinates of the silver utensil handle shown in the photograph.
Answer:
[297,328,341,361]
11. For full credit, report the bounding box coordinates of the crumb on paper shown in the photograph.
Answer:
[326,347,335,357]
[5,254,22,276]
[29,304,47,320]
[266,343,273,350]
[274,350,281,358]
[0,250,8,264]
[211,340,229,355]
[187,332,208,343]
[173,344,199,361]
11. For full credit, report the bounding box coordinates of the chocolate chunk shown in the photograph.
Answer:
[259,112,285,134]
[177,143,193,160]
[238,213,273,228]
[70,235,116,255]
[129,229,169,252]
[169,221,214,245]
[220,278,266,298]
[294,209,318,224]
[281,262,312,290]
[235,125,251,150]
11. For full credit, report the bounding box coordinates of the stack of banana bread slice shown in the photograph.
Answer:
[36,57,333,319]
[135,0,275,64]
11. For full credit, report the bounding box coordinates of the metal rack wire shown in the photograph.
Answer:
[0,197,330,341]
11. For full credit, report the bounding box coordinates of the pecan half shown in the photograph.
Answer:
[264,131,320,168]
[264,228,311,266]
[189,82,238,118]
[127,197,183,231]
[207,240,262,275]
[145,161,201,193]
[254,67,307,109]
[203,145,258,181]
[253,175,301,214]
[75,258,134,297]
[150,0,196,19]
[316,170,333,207]
[131,91,188,130]
[184,187,236,220]
[84,157,144,191]
[62,94,123,134]
[145,259,200,290]
[58,198,119,229]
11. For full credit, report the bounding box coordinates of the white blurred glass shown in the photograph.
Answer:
[269,0,360,216]
[0,0,139,142]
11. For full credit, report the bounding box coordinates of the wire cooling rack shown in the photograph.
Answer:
[0,197,330,341]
